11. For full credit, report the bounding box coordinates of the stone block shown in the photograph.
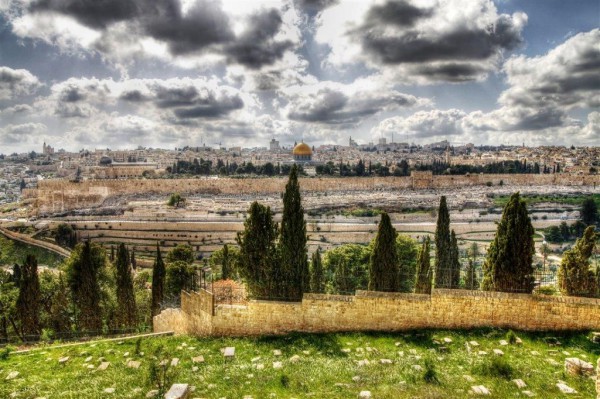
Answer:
[164,383,190,399]
[564,357,594,376]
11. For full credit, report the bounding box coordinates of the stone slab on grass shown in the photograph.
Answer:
[564,357,594,376]
[223,347,235,359]
[164,383,190,399]
[556,383,577,394]
[470,385,491,395]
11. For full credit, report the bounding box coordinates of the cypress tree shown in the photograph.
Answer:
[12,263,21,285]
[130,248,137,270]
[310,248,324,293]
[464,259,479,290]
[221,244,231,280]
[237,201,280,299]
[115,243,137,328]
[415,237,432,294]
[16,255,40,338]
[449,230,461,288]
[481,192,535,293]
[151,244,165,317]
[580,197,598,226]
[558,225,597,297]
[279,164,309,300]
[369,212,399,292]
[434,196,453,288]
[66,241,104,331]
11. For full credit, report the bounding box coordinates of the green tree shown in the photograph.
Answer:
[0,270,18,341]
[209,244,240,280]
[323,244,371,294]
[279,164,309,300]
[151,244,165,317]
[581,197,598,226]
[65,241,106,331]
[396,235,419,292]
[166,244,195,265]
[39,271,71,335]
[558,225,597,297]
[236,202,280,299]
[464,242,480,290]
[481,192,535,293]
[310,248,324,293]
[16,255,41,339]
[55,223,77,248]
[167,193,185,207]
[434,196,453,288]
[415,237,432,294]
[165,261,194,300]
[115,243,137,328]
[369,212,399,292]
[449,230,461,288]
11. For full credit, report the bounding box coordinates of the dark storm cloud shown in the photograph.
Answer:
[173,96,244,118]
[0,66,40,100]
[286,85,419,125]
[416,63,489,83]
[119,90,148,102]
[362,25,522,64]
[141,0,235,55]
[225,9,294,69]
[363,0,432,28]
[294,0,338,12]
[30,0,138,29]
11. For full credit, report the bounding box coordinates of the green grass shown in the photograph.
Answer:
[1,329,598,398]
[0,236,64,267]
[492,193,600,208]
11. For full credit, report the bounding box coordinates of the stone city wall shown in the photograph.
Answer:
[153,289,600,337]
[27,173,600,214]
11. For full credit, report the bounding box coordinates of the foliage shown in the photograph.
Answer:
[146,345,178,397]
[167,193,185,207]
[322,244,371,294]
[236,201,280,299]
[0,269,18,342]
[55,223,77,248]
[309,248,325,294]
[557,226,597,297]
[481,193,535,293]
[369,212,399,292]
[396,234,419,292]
[435,196,455,288]
[581,196,598,226]
[38,270,71,335]
[449,230,461,288]
[64,241,107,331]
[0,236,62,268]
[279,164,309,301]
[423,358,440,384]
[166,244,195,265]
[415,237,432,294]
[151,244,165,317]
[474,356,515,380]
[114,243,137,328]
[16,254,41,339]
[165,261,194,301]
[209,244,240,280]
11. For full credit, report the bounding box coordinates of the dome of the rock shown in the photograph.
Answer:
[292,142,312,156]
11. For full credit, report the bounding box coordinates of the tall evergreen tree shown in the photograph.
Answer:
[237,201,280,299]
[130,248,137,270]
[415,237,432,294]
[279,164,309,300]
[16,255,40,338]
[66,241,105,331]
[449,230,461,288]
[558,225,597,297]
[221,244,231,280]
[581,197,598,226]
[151,244,165,317]
[115,243,137,328]
[310,248,324,293]
[464,259,479,290]
[434,196,453,288]
[481,192,535,293]
[369,212,399,292]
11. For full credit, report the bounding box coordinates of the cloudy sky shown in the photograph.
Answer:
[0,0,598,153]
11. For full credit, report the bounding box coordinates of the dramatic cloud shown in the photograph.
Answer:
[0,122,47,145]
[0,66,41,100]
[372,109,467,138]
[283,80,428,125]
[316,0,527,83]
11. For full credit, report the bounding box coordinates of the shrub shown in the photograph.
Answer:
[475,357,514,380]
[0,346,13,360]
[505,330,517,345]
[423,358,440,384]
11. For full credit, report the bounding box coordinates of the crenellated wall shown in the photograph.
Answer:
[153,289,600,337]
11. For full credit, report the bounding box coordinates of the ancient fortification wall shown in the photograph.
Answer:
[153,289,600,337]
[27,173,600,214]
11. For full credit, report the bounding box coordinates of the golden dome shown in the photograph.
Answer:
[292,142,312,156]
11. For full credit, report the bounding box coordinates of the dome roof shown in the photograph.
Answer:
[292,142,312,156]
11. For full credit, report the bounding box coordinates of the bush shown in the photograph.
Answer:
[505,330,517,345]
[475,357,514,380]
[535,285,558,296]
[0,346,13,360]
[423,358,440,384]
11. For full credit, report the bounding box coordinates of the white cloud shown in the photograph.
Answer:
[0,66,41,100]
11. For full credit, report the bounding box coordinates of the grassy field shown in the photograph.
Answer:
[1,329,598,398]
[491,193,600,209]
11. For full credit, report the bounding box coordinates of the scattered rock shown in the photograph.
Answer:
[272,361,283,369]
[84,356,93,363]
[443,337,453,344]
[103,388,115,394]
[58,356,70,364]
[6,371,19,380]
[521,390,535,397]
[564,357,594,376]
[590,332,600,344]
[556,383,577,394]
[357,359,370,367]
[470,385,491,395]
[477,351,488,356]
[273,349,282,356]
[530,351,540,356]
[358,391,372,398]
[499,340,509,346]
[164,383,190,399]
[380,359,393,364]
[512,379,527,389]
[352,376,361,382]
[192,356,204,363]
[223,347,235,359]
[170,358,179,367]
[546,358,560,366]
[127,360,141,369]
[97,362,110,371]
[493,349,504,356]
[469,341,480,347]
[289,355,301,363]
[463,375,475,382]
[255,364,265,370]
[411,365,423,371]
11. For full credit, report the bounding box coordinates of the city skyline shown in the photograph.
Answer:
[0,0,598,153]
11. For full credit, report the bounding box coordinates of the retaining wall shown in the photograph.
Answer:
[153,289,600,337]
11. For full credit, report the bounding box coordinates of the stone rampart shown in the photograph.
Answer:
[154,289,600,337]
[29,173,600,214]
